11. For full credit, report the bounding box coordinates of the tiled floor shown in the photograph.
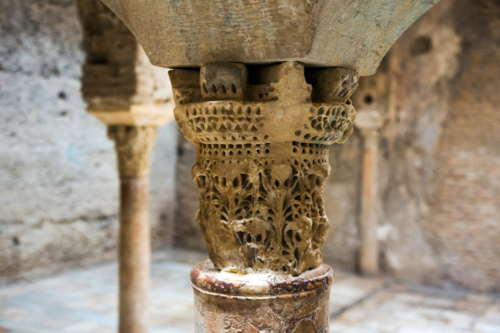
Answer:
[0,249,498,333]
[330,285,500,333]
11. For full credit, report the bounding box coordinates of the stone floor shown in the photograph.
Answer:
[0,249,499,333]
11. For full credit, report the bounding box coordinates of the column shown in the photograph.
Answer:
[107,126,157,333]
[355,112,384,276]
[79,3,174,331]
[170,62,359,332]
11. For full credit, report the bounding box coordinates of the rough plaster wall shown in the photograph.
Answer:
[174,132,205,251]
[380,0,500,291]
[322,132,362,272]
[425,0,500,291]
[377,0,461,285]
[0,0,177,285]
[149,121,177,249]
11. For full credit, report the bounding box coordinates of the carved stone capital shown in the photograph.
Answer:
[107,125,158,178]
[355,111,384,152]
[170,62,358,276]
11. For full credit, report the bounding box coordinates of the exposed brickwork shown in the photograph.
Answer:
[426,0,500,291]
[380,0,500,291]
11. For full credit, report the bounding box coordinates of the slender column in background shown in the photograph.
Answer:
[79,4,174,330]
[108,125,157,333]
[352,59,389,277]
[359,127,380,276]
[354,109,384,276]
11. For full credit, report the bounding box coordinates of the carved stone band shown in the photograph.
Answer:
[170,62,358,276]
[191,260,333,333]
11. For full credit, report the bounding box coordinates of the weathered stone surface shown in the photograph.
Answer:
[172,62,358,275]
[99,0,439,75]
[0,0,177,285]
[321,133,362,272]
[192,261,332,333]
[305,68,359,104]
[292,319,317,333]
[172,84,364,272]
[173,132,204,251]
[201,63,249,101]
[108,125,157,178]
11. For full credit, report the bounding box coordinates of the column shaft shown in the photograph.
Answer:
[359,130,379,275]
[108,125,158,333]
[119,177,150,333]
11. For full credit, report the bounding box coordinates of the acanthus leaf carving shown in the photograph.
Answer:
[171,62,358,276]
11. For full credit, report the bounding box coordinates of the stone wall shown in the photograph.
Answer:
[172,0,500,292]
[0,0,177,285]
[433,0,500,291]
[382,0,500,291]
[174,132,204,251]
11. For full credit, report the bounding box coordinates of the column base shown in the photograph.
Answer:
[191,260,333,333]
